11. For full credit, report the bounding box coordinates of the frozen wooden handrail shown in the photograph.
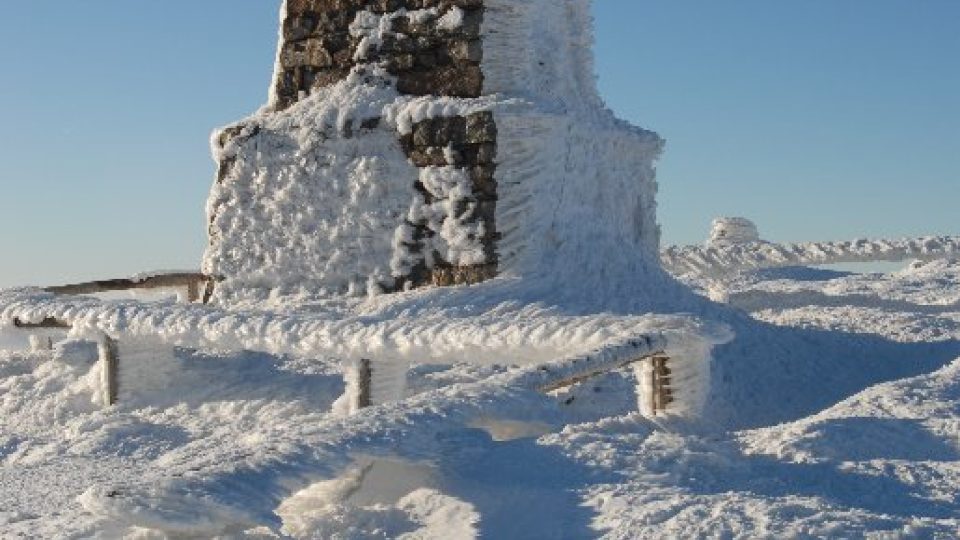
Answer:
[352,349,675,415]
[8,316,118,407]
[13,316,72,329]
[42,272,214,303]
[6,298,685,417]
[536,351,667,394]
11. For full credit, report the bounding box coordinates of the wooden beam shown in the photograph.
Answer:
[537,352,667,394]
[202,278,217,304]
[98,335,119,406]
[13,316,72,329]
[43,273,212,302]
[651,355,674,414]
[355,358,373,410]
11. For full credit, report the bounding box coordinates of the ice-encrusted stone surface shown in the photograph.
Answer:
[204,0,664,302]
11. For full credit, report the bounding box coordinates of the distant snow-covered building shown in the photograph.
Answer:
[707,217,763,248]
[203,0,664,301]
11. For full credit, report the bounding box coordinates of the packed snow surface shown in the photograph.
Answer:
[4,0,959,533]
[1,257,959,537]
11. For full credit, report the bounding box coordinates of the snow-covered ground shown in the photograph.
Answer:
[1,257,958,538]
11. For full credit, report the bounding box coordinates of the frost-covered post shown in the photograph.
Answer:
[650,355,673,414]
[98,334,119,406]
[355,358,373,410]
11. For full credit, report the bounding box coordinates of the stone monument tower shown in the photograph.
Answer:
[204,0,663,301]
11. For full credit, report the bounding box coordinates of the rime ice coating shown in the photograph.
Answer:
[204,0,663,302]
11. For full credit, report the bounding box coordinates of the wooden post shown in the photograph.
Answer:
[186,281,200,303]
[202,278,217,304]
[28,335,54,352]
[648,357,657,416]
[355,358,372,410]
[650,355,674,415]
[98,335,119,406]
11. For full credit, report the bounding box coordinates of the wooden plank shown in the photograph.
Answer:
[43,273,212,301]
[651,355,674,414]
[98,335,119,406]
[13,316,72,329]
[538,352,666,394]
[355,358,372,410]
[648,357,658,415]
[186,281,200,303]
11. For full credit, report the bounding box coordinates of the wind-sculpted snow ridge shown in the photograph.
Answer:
[662,235,960,278]
[577,358,960,538]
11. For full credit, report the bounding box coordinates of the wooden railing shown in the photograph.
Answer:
[352,341,675,416]
[9,305,679,417]
[42,272,214,303]
[9,316,119,405]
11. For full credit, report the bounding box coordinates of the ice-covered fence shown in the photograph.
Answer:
[79,335,677,535]
[4,307,684,417]
[0,288,723,418]
[9,316,120,405]
[661,236,960,278]
[349,335,674,412]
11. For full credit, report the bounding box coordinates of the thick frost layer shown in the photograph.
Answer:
[0,288,721,372]
[209,71,417,297]
[208,0,663,302]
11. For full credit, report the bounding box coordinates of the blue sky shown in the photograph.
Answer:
[0,1,957,288]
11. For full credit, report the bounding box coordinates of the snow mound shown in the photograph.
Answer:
[707,217,762,248]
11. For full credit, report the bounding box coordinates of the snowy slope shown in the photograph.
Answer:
[2,0,958,531]
[0,259,958,537]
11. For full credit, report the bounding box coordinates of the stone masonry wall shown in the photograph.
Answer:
[276,0,485,110]
[396,111,499,289]
[214,0,500,291]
